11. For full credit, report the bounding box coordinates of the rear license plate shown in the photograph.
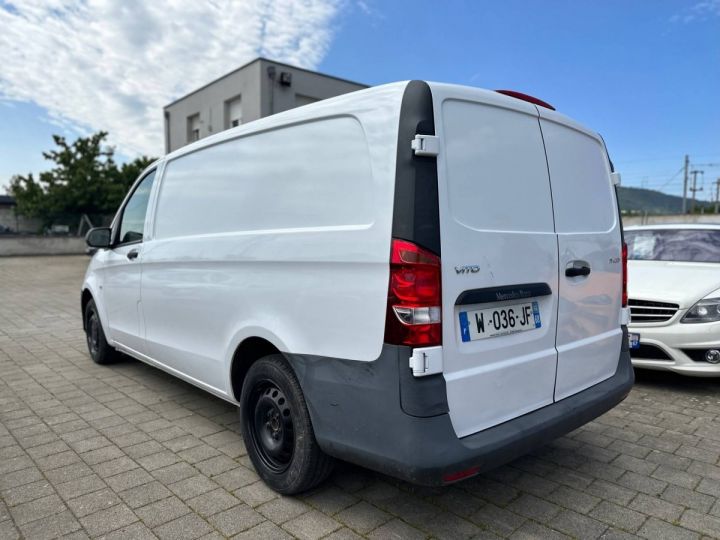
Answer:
[628,332,640,350]
[459,301,541,342]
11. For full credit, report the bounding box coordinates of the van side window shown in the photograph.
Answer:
[117,170,156,245]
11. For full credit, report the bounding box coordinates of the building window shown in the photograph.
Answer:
[225,95,242,129]
[187,114,200,143]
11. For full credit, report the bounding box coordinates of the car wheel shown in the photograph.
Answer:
[84,299,117,365]
[239,354,334,494]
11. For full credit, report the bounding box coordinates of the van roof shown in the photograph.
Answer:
[162,80,601,163]
[426,82,599,140]
[163,81,409,162]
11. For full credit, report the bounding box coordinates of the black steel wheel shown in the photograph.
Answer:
[86,309,100,357]
[239,354,334,494]
[83,299,117,365]
[249,381,295,473]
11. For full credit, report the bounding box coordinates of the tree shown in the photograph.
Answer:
[9,132,156,230]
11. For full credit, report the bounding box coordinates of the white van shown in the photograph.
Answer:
[82,81,634,494]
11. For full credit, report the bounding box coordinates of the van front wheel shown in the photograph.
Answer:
[239,355,333,494]
[84,299,117,365]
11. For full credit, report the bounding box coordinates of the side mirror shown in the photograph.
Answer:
[85,227,112,249]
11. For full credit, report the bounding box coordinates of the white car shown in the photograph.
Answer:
[626,224,720,376]
[81,81,632,493]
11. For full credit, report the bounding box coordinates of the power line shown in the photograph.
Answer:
[615,154,720,165]
[622,172,685,182]
[623,163,720,184]
[622,180,684,187]
[619,156,720,206]
[634,180,684,186]
[658,166,685,191]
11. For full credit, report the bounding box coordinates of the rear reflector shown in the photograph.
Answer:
[442,466,480,484]
[496,90,556,111]
[384,239,442,347]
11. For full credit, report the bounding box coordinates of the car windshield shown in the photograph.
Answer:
[626,229,720,263]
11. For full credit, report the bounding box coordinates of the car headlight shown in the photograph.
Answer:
[681,297,720,323]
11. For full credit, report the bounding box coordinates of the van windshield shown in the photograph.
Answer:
[626,229,720,263]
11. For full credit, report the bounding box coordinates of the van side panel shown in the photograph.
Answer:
[154,117,373,239]
[140,85,405,392]
[539,113,623,401]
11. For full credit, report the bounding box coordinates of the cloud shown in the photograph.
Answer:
[355,0,383,20]
[670,0,720,23]
[0,0,344,157]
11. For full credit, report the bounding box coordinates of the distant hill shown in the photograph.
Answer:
[617,186,712,214]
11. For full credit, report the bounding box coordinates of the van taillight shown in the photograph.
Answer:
[385,239,442,347]
[622,242,628,308]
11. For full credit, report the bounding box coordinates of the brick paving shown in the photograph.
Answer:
[1,255,720,539]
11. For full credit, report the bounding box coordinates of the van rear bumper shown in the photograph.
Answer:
[286,327,634,486]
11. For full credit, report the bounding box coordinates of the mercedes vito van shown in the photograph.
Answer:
[82,81,633,494]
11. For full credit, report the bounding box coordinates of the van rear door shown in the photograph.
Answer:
[538,111,623,400]
[433,87,560,438]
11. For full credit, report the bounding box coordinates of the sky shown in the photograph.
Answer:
[1,0,719,200]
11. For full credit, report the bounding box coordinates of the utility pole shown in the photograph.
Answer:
[689,170,703,214]
[715,178,720,214]
[682,155,690,214]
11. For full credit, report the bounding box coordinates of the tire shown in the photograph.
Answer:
[84,299,117,365]
[239,354,334,494]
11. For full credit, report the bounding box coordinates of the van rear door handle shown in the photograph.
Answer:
[127,249,139,261]
[565,261,590,277]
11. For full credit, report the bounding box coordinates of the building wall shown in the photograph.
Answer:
[164,58,366,153]
[165,60,264,153]
[258,59,366,118]
[0,236,86,256]
[0,206,16,231]
[0,206,42,234]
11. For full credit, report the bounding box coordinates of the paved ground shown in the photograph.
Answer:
[2,256,720,540]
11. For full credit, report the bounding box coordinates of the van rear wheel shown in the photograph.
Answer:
[239,355,333,494]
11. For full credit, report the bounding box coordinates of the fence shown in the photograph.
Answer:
[622,214,720,226]
[0,236,87,257]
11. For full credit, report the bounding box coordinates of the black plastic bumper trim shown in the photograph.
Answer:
[285,327,634,486]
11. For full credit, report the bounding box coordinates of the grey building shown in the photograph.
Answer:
[164,58,367,153]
